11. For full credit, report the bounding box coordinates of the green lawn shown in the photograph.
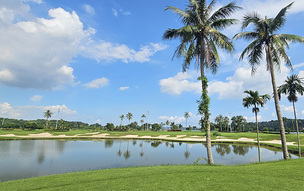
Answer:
[0,159,303,190]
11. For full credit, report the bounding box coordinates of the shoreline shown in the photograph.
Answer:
[0,132,301,154]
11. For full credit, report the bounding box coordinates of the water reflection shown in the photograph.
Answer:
[151,141,161,148]
[105,139,114,148]
[184,144,190,159]
[0,140,296,182]
[215,144,231,156]
[232,145,250,156]
[123,142,130,159]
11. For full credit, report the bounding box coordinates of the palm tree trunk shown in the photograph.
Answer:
[255,109,261,162]
[200,53,214,165]
[267,45,289,159]
[293,101,301,158]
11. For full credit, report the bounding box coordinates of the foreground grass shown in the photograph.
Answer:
[0,159,303,190]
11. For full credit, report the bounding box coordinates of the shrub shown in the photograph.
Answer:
[213,132,221,136]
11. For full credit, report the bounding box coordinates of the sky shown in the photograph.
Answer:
[0,0,304,127]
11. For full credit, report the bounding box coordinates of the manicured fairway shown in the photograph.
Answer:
[0,159,303,190]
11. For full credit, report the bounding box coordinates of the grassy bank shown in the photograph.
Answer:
[0,159,303,190]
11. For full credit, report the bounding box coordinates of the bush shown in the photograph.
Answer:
[22,122,38,130]
[213,132,221,136]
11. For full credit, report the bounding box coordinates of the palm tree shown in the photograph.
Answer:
[119,115,124,129]
[215,115,224,132]
[165,120,170,128]
[184,112,190,128]
[278,74,304,158]
[141,114,146,130]
[43,109,53,129]
[126,112,133,129]
[163,0,240,165]
[234,2,304,159]
[243,90,270,162]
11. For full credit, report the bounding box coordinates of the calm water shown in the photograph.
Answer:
[0,139,296,182]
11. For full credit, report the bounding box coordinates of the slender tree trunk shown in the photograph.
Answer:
[293,101,301,158]
[200,56,214,165]
[255,109,261,162]
[267,45,289,159]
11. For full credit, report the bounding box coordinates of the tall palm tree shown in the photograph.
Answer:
[43,109,53,129]
[163,0,240,165]
[234,2,304,159]
[126,112,133,129]
[243,90,270,162]
[184,112,190,128]
[278,74,304,158]
[119,115,124,129]
[141,114,146,130]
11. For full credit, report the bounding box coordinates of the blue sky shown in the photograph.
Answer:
[0,0,304,127]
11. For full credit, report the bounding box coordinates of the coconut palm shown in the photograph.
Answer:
[163,0,240,165]
[43,109,53,129]
[234,2,304,159]
[141,114,146,130]
[126,112,133,129]
[119,115,124,129]
[278,74,304,158]
[184,112,190,128]
[243,90,270,162]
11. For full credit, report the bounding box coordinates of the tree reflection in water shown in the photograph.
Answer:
[184,143,190,159]
[140,140,144,157]
[215,144,231,156]
[151,141,161,148]
[105,139,114,148]
[232,145,250,156]
[117,140,122,157]
[123,141,130,159]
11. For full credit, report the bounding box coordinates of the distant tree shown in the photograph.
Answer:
[165,120,170,127]
[23,122,38,130]
[243,90,270,162]
[43,110,53,129]
[151,123,161,131]
[126,112,133,129]
[105,123,115,131]
[223,116,230,132]
[184,112,190,128]
[215,115,224,132]
[278,74,304,157]
[231,115,247,132]
[141,114,146,130]
[119,115,124,129]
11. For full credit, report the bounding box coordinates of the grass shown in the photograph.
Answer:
[0,159,303,190]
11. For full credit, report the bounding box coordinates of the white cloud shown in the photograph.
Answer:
[120,9,131,16]
[209,63,290,99]
[112,9,118,17]
[0,102,22,118]
[84,42,167,63]
[30,95,42,102]
[23,0,43,4]
[159,115,185,124]
[159,71,201,95]
[244,115,262,122]
[0,5,94,90]
[281,105,294,113]
[96,119,101,123]
[84,78,109,88]
[83,4,95,15]
[119,86,129,91]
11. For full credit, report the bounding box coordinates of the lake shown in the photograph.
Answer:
[0,139,297,182]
